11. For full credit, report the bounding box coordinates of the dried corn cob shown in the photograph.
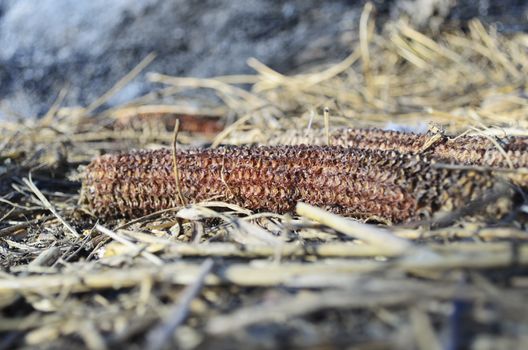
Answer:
[113,113,224,135]
[267,128,528,168]
[82,145,503,223]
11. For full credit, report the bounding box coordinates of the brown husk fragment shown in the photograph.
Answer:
[82,145,502,223]
[113,112,224,135]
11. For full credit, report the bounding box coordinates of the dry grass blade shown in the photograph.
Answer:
[207,290,414,335]
[177,205,281,246]
[146,258,213,350]
[103,239,403,259]
[410,307,442,350]
[148,73,265,108]
[40,87,69,126]
[1,245,527,295]
[360,1,374,95]
[95,224,163,266]
[85,52,156,115]
[22,177,80,239]
[211,113,253,148]
[28,246,61,268]
[296,202,413,256]
[171,119,187,206]
[206,280,484,335]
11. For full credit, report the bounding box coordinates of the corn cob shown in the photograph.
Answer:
[113,113,224,135]
[82,145,500,223]
[268,128,528,168]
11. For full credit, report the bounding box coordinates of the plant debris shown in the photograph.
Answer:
[268,128,528,168]
[82,145,508,224]
[1,7,528,350]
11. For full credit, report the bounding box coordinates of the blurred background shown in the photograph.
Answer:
[0,0,527,118]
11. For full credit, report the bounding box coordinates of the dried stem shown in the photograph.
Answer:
[296,202,413,255]
[172,119,187,206]
[146,259,213,350]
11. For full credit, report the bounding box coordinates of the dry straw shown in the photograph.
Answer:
[1,3,528,348]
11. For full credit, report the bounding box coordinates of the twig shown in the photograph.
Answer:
[0,207,15,224]
[410,307,442,350]
[323,106,330,145]
[95,224,163,266]
[105,239,403,259]
[3,245,526,294]
[171,119,187,206]
[0,222,30,238]
[296,202,413,256]
[78,321,108,350]
[22,177,79,238]
[29,246,61,267]
[177,205,281,245]
[206,290,410,335]
[145,259,213,350]
[211,113,252,148]
[419,126,444,152]
[206,283,484,335]
[0,217,53,239]
[85,53,156,115]
[359,2,374,95]
[40,87,69,126]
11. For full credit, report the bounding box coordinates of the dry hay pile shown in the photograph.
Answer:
[1,6,528,350]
